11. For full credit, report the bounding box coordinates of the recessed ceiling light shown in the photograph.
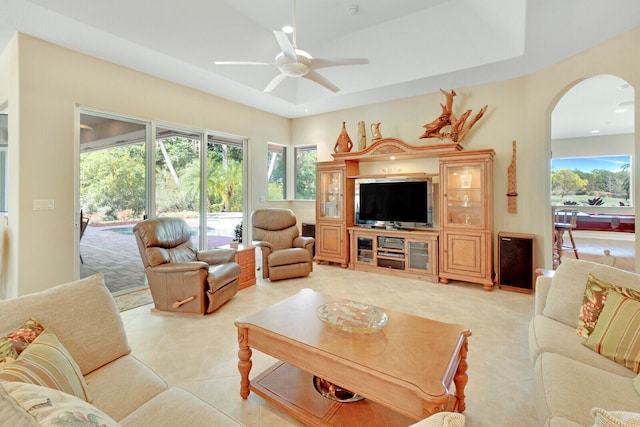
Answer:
[282,25,293,34]
[590,129,601,134]
[615,108,628,113]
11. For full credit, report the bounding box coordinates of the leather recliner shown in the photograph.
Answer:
[251,209,314,281]
[133,217,241,314]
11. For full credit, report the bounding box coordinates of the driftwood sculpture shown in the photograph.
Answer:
[420,89,488,143]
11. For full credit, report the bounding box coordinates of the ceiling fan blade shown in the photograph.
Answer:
[264,73,288,93]
[214,61,274,65]
[273,31,297,62]
[304,70,340,93]
[311,58,369,70]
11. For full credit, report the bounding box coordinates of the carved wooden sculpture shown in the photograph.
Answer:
[420,89,488,144]
[507,140,518,213]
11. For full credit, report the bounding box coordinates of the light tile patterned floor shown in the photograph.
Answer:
[120,264,538,426]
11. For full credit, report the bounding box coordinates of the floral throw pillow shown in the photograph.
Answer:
[0,317,44,364]
[1,381,120,427]
[575,273,640,339]
[591,407,640,427]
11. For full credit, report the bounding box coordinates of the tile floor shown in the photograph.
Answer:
[119,264,538,427]
[94,227,635,425]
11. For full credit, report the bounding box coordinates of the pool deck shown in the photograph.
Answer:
[80,222,234,295]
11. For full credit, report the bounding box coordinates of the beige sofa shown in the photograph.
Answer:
[529,259,640,426]
[0,273,240,426]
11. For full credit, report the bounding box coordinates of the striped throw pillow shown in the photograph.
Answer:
[0,329,92,402]
[585,290,640,373]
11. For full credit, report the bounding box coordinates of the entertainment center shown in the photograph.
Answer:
[315,137,495,289]
[349,227,439,282]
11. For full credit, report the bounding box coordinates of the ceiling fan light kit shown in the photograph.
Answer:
[214,0,369,94]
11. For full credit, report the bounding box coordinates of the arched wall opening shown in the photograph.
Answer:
[549,74,635,271]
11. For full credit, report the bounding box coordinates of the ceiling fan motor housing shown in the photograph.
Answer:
[276,50,311,77]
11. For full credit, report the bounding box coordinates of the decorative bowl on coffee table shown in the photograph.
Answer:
[316,300,389,334]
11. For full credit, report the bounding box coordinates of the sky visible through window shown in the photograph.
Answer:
[552,155,630,172]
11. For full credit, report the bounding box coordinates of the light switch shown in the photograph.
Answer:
[33,199,55,210]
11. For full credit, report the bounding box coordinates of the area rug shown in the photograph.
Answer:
[114,287,153,312]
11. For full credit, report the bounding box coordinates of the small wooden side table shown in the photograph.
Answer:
[221,244,256,290]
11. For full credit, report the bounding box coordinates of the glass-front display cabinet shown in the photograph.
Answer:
[442,164,485,228]
[356,236,374,263]
[318,169,343,221]
[439,150,495,290]
[315,161,358,267]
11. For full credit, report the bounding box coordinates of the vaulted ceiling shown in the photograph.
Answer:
[1,0,639,132]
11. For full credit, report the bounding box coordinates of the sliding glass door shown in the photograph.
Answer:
[155,126,203,247]
[79,111,148,294]
[205,136,244,249]
[79,110,247,293]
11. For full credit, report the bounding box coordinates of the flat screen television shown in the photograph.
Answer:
[357,179,432,228]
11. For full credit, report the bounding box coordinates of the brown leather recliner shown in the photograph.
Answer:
[133,217,241,314]
[251,209,314,281]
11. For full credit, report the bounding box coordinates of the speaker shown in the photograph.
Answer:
[498,232,535,293]
[302,222,316,256]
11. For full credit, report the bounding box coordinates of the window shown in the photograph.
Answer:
[294,145,317,200]
[267,143,286,200]
[551,155,632,207]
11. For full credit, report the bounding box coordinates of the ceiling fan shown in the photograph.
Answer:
[214,0,369,93]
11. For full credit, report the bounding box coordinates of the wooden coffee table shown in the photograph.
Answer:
[234,289,471,425]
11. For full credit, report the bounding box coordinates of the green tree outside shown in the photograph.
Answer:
[81,139,244,223]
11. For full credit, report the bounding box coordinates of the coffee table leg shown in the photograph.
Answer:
[453,336,469,412]
[237,327,252,399]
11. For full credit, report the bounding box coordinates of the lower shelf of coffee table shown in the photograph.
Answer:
[250,362,420,427]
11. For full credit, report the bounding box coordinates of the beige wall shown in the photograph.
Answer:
[292,27,640,272]
[0,34,291,297]
[1,26,639,296]
[525,26,640,270]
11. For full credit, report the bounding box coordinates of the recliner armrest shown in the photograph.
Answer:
[197,248,236,265]
[294,236,314,250]
[151,262,209,273]
[253,240,273,254]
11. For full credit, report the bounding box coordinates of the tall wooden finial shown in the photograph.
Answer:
[507,140,517,213]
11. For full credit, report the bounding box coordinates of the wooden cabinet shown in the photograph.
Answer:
[439,150,495,290]
[221,244,256,290]
[348,227,439,282]
[315,161,358,267]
